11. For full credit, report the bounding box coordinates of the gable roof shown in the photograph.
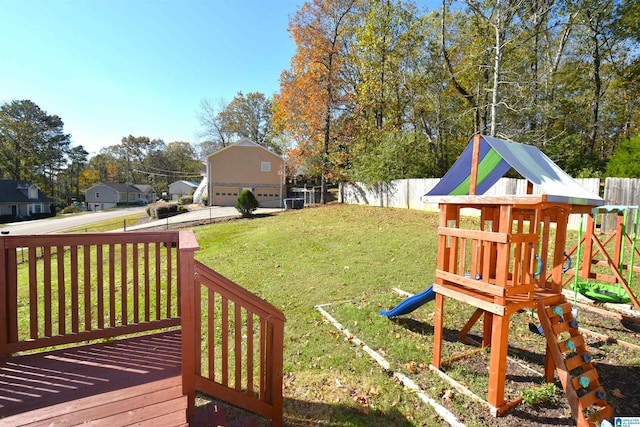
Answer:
[169,180,199,188]
[207,138,284,161]
[85,183,146,193]
[424,135,603,206]
[134,184,155,194]
[0,180,52,203]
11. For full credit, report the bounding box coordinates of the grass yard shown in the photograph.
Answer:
[187,204,640,427]
[26,203,636,425]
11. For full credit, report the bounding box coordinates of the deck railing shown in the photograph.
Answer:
[0,230,286,425]
[0,231,191,356]
[181,260,286,426]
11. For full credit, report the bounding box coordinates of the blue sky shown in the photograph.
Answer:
[0,0,301,156]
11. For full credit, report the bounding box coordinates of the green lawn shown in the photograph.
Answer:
[189,204,640,426]
[21,203,639,426]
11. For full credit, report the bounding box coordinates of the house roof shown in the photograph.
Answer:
[169,180,199,188]
[85,183,149,193]
[424,135,603,206]
[0,180,52,203]
[207,138,284,161]
[134,184,155,194]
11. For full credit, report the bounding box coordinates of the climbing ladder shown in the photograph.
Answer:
[537,296,614,427]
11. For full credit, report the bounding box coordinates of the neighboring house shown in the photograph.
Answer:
[133,184,156,204]
[204,139,285,208]
[84,183,155,211]
[0,180,53,221]
[168,180,199,201]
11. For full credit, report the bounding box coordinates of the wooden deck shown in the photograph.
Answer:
[0,330,185,426]
[0,231,285,426]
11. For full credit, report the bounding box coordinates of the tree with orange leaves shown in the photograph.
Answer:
[274,0,356,203]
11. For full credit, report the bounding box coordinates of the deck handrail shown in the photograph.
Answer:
[181,260,285,426]
[0,231,191,357]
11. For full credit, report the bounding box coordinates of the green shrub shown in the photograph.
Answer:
[236,189,259,218]
[147,202,179,219]
[177,195,193,205]
[201,195,208,205]
[521,382,560,406]
[61,205,79,214]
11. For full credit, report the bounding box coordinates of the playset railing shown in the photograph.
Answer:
[435,207,538,316]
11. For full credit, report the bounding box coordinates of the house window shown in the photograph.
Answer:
[261,161,271,172]
[96,192,100,198]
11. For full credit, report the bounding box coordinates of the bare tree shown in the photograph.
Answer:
[196,97,230,156]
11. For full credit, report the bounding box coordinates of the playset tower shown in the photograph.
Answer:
[423,135,614,426]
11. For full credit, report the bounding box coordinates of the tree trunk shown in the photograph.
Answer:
[490,1,504,137]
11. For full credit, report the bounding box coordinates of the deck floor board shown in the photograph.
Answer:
[0,330,182,422]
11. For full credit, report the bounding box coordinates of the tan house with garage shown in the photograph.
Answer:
[205,139,285,207]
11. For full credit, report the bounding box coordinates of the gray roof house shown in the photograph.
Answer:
[168,180,200,201]
[0,180,53,222]
[84,183,155,211]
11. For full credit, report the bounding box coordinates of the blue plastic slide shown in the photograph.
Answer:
[379,285,436,317]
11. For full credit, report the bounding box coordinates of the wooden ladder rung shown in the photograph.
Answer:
[558,335,586,353]
[565,353,593,372]
[571,368,600,391]
[546,302,572,318]
[552,319,573,335]
[586,404,614,426]
[578,386,607,409]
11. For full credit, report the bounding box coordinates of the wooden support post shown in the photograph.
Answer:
[550,207,569,293]
[581,213,595,281]
[487,313,509,409]
[544,342,556,383]
[433,293,445,369]
[614,211,624,271]
[470,134,481,195]
[526,181,533,194]
[483,311,493,347]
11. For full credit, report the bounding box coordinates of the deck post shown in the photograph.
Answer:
[178,231,200,417]
[0,237,8,358]
[268,319,285,427]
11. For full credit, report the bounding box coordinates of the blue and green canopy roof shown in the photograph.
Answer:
[424,135,603,207]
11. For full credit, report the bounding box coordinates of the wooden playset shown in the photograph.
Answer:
[423,135,614,426]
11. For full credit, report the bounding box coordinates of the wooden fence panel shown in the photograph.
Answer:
[602,177,640,233]
[340,177,605,231]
